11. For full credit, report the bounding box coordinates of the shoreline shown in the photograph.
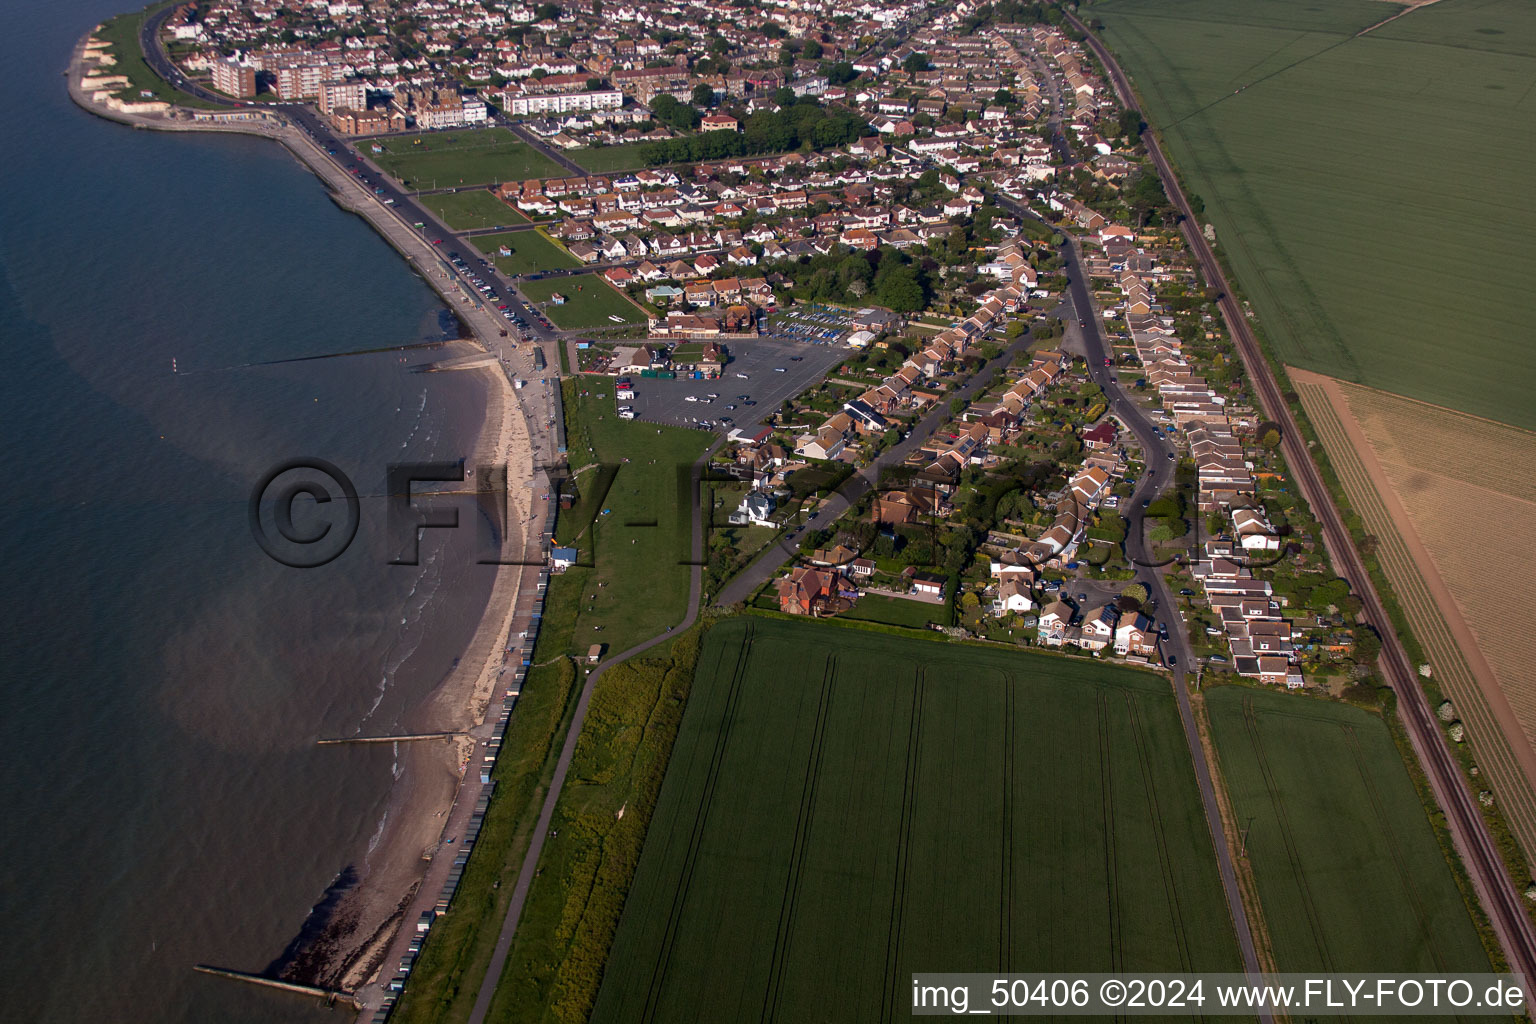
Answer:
[67,28,553,1010]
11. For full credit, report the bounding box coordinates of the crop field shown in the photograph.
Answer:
[469,230,579,277]
[519,275,647,330]
[1205,686,1493,972]
[1293,368,1536,865]
[592,618,1241,1022]
[419,189,527,231]
[1093,0,1536,429]
[368,127,567,188]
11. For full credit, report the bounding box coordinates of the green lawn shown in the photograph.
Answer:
[520,275,647,330]
[469,230,579,277]
[419,189,527,231]
[91,4,224,109]
[569,143,656,174]
[555,383,710,656]
[388,384,708,1024]
[1206,686,1494,973]
[369,127,568,189]
[592,619,1242,1023]
[1093,0,1536,429]
[839,590,951,629]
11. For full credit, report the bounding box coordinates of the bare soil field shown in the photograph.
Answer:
[1293,367,1536,868]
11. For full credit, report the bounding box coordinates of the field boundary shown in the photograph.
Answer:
[1291,368,1536,867]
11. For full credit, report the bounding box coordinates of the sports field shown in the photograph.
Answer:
[520,275,647,330]
[1206,686,1493,973]
[419,189,527,231]
[469,230,579,277]
[1093,0,1536,429]
[569,143,655,174]
[593,618,1241,1022]
[368,128,567,189]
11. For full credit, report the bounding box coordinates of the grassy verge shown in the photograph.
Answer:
[483,626,706,1023]
[90,4,224,109]
[470,230,579,277]
[370,128,567,189]
[389,571,585,1024]
[568,143,656,175]
[519,275,647,331]
[391,383,708,1021]
[420,190,528,231]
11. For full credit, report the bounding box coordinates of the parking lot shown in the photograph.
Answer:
[765,303,863,343]
[614,336,847,433]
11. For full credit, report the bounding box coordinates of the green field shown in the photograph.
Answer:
[1206,686,1493,973]
[520,275,647,330]
[389,385,707,1024]
[469,230,579,277]
[1092,0,1536,428]
[92,4,223,109]
[569,143,656,174]
[419,189,527,231]
[592,618,1242,1022]
[368,128,567,189]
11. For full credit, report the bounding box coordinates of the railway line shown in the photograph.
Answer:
[1063,11,1536,984]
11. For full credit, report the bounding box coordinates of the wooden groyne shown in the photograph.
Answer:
[316,732,461,745]
[193,965,357,1007]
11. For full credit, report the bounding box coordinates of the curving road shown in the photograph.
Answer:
[465,438,721,1024]
[1066,10,1536,983]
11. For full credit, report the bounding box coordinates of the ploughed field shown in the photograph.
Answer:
[1206,686,1494,974]
[1093,0,1536,429]
[593,618,1243,1023]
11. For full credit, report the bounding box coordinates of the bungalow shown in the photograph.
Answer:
[997,576,1034,614]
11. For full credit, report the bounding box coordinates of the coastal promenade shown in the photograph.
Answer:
[69,33,571,1012]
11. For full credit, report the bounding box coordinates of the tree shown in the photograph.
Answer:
[585,77,604,91]
[826,60,856,85]
[802,39,822,60]
[691,83,716,108]
[535,2,561,19]
[902,52,931,74]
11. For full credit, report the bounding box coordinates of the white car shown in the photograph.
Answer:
[736,372,749,379]
[684,395,698,402]
[773,367,786,373]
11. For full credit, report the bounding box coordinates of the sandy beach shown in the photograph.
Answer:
[300,357,539,993]
[67,37,554,1002]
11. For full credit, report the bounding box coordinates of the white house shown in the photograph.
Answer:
[996,576,1034,614]
[728,492,776,526]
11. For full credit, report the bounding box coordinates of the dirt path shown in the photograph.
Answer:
[1291,368,1536,862]
[1359,0,1448,36]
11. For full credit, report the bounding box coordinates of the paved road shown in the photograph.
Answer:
[465,439,721,1024]
[506,121,588,177]
[1050,222,1266,985]
[712,328,1041,608]
[1067,9,1536,985]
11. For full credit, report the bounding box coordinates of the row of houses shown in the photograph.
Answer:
[1113,242,1302,688]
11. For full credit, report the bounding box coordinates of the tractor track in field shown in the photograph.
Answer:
[1242,695,1338,977]
[880,670,926,1024]
[638,620,756,1024]
[1126,692,1194,973]
[760,655,838,1024]
[1341,723,1448,972]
